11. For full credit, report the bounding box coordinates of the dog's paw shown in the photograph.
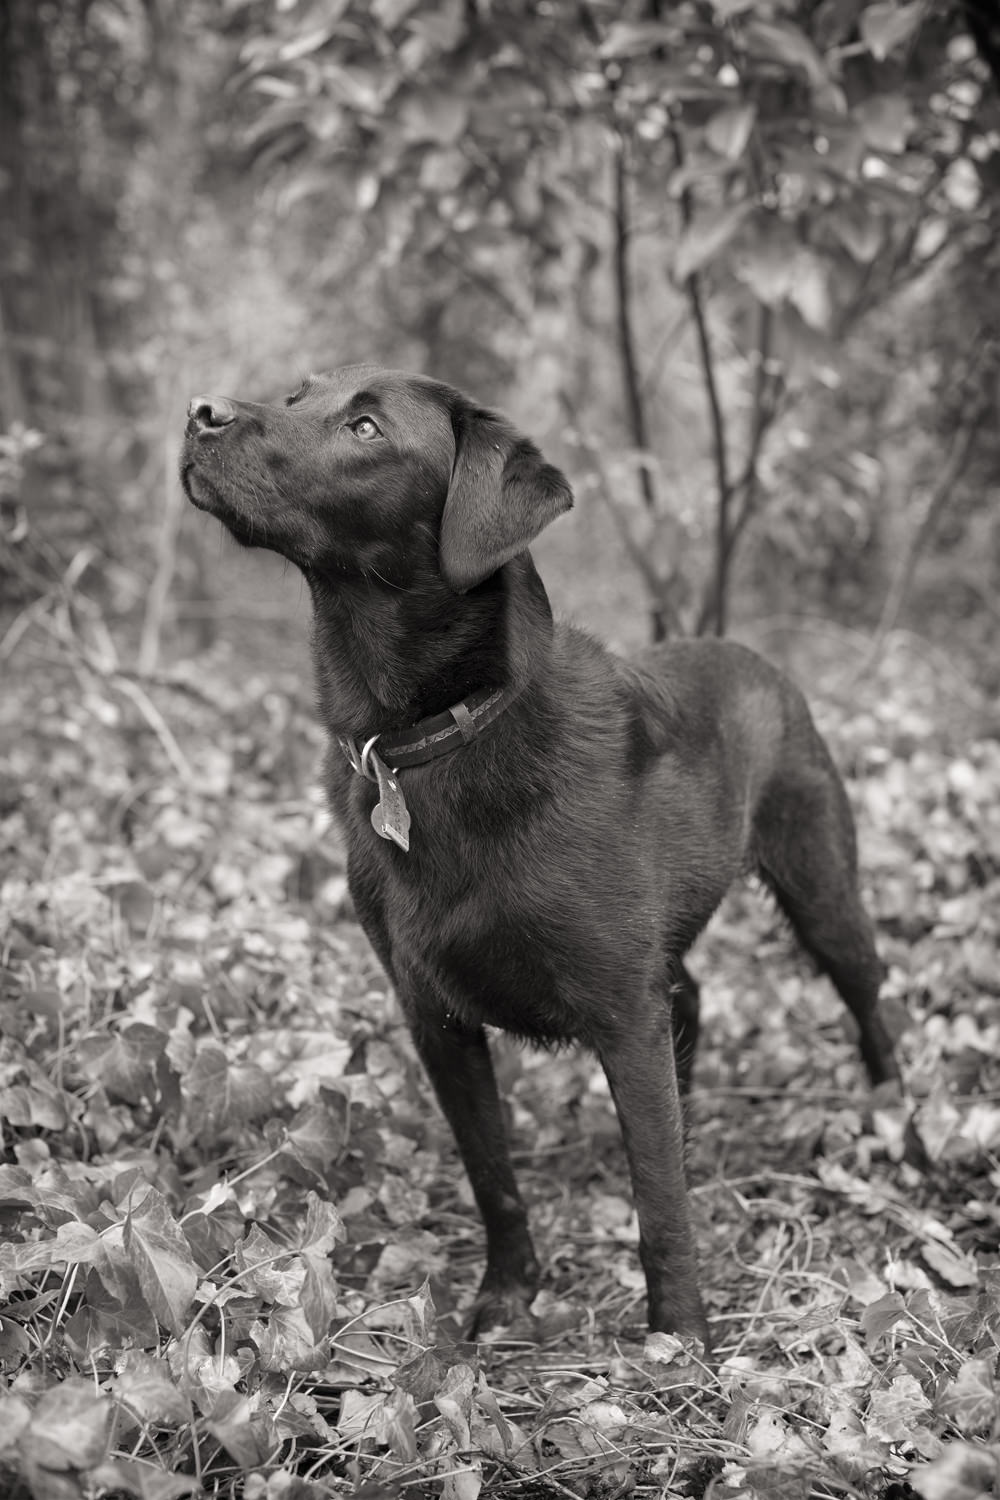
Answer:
[465,1284,538,1343]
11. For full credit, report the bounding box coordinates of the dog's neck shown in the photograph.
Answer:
[305,552,553,740]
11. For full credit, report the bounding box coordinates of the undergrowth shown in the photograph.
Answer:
[1,616,999,1500]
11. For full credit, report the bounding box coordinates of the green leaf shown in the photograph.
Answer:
[277,24,339,64]
[705,103,757,160]
[204,1389,275,1468]
[301,1252,338,1342]
[854,94,915,154]
[372,0,421,26]
[0,1163,39,1210]
[939,1357,998,1435]
[87,1460,201,1500]
[300,1190,345,1255]
[599,21,680,59]
[910,1443,998,1500]
[112,1350,189,1426]
[865,1372,932,1442]
[236,1223,302,1303]
[252,1304,326,1371]
[829,199,883,263]
[123,1189,198,1336]
[9,1219,101,1274]
[860,2,924,61]
[281,1099,347,1179]
[65,1266,160,1354]
[0,1391,31,1455]
[674,202,752,282]
[0,1081,71,1130]
[859,1290,907,1344]
[22,1377,112,1471]
[399,93,467,146]
[184,1043,273,1139]
[745,19,829,88]
[788,249,833,331]
[78,1025,165,1106]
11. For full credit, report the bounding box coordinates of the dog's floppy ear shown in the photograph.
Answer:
[439,407,573,592]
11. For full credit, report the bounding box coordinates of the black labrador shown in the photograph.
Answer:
[181,366,900,1345]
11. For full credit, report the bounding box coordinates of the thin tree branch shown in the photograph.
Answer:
[670,124,732,636]
[612,135,654,508]
[695,304,784,633]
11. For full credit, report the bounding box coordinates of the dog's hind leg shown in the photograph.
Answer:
[597,1006,710,1343]
[755,763,900,1087]
[670,960,701,1096]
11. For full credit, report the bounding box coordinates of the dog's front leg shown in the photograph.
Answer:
[598,1010,709,1346]
[400,985,541,1333]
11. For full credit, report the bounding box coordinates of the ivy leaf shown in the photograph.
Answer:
[0,1391,31,1454]
[860,1290,907,1345]
[204,1389,275,1468]
[87,1460,201,1500]
[921,1239,980,1289]
[184,1043,273,1139]
[910,1443,998,1500]
[299,1190,345,1255]
[938,1357,998,1435]
[0,1080,72,1130]
[77,1025,166,1106]
[252,1304,326,1371]
[865,1372,932,1442]
[236,1223,303,1303]
[860,2,924,61]
[112,1350,189,1426]
[279,1099,348,1180]
[301,1252,338,1342]
[123,1188,198,1336]
[0,1163,41,1210]
[21,1377,112,1470]
[64,1266,160,1354]
[9,1219,101,1274]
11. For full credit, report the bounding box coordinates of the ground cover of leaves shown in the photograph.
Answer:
[1,628,999,1500]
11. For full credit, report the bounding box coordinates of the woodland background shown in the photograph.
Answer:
[2,3,1000,1499]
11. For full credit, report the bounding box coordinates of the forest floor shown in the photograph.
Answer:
[1,601,1000,1500]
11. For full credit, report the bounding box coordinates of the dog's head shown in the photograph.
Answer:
[180,366,572,593]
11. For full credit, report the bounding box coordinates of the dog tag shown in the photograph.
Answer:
[367,748,411,852]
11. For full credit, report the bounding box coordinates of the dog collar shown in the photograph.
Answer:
[337,684,520,853]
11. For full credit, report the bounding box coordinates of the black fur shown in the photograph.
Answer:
[182,366,900,1344]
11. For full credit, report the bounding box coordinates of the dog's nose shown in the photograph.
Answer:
[187,395,237,432]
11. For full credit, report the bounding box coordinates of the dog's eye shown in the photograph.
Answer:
[350,416,382,440]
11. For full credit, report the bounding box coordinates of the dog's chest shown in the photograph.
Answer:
[348,826,584,1041]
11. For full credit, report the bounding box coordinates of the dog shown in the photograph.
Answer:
[181,365,900,1346]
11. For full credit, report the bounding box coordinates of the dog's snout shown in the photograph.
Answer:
[187,395,237,433]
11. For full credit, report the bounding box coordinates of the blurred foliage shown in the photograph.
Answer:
[0,0,998,662]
